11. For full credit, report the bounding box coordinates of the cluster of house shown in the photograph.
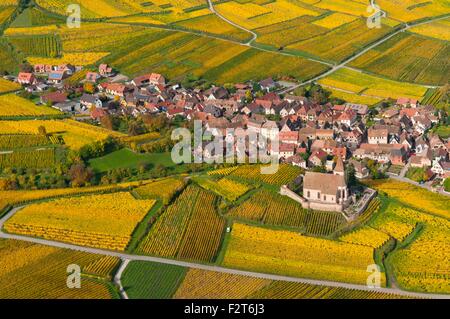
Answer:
[13,65,450,186]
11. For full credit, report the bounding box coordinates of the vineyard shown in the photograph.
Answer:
[222,223,383,285]
[340,226,390,249]
[0,134,52,150]
[249,281,409,299]
[349,33,449,86]
[138,185,226,262]
[207,166,238,176]
[121,261,187,299]
[229,189,346,236]
[194,176,252,201]
[0,77,20,94]
[0,182,139,213]
[83,256,121,279]
[173,268,271,299]
[0,239,116,299]
[134,177,185,204]
[229,164,302,186]
[121,261,409,299]
[0,119,124,150]
[318,68,428,100]
[4,192,155,251]
[8,34,61,57]
[366,179,450,219]
[372,201,450,294]
[0,94,61,117]
[0,148,55,169]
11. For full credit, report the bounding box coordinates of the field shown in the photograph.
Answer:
[173,268,271,299]
[222,223,384,285]
[421,87,448,110]
[325,87,383,106]
[0,94,61,117]
[121,261,187,299]
[0,134,52,150]
[10,7,64,27]
[368,199,450,293]
[0,77,20,93]
[349,33,450,86]
[194,176,252,201]
[228,189,310,229]
[229,164,302,186]
[318,68,429,100]
[134,177,186,204]
[138,185,226,262]
[120,260,408,299]
[0,181,149,213]
[89,148,176,172]
[0,239,117,299]
[287,19,392,63]
[249,281,408,299]
[366,179,450,219]
[0,148,56,169]
[312,12,358,29]
[377,0,450,22]
[4,192,155,251]
[173,13,252,42]
[0,6,15,26]
[215,0,322,30]
[0,119,124,150]
[0,38,22,74]
[409,18,450,41]
[339,226,390,248]
[7,34,61,57]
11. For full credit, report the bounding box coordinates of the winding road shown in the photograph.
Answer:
[205,0,448,92]
[1,206,449,299]
[207,0,257,46]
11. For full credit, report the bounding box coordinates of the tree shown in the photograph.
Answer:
[83,82,95,94]
[346,163,357,186]
[68,163,94,187]
[19,62,33,73]
[100,115,114,131]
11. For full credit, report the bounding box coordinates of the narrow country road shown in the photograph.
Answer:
[114,259,130,300]
[280,13,450,93]
[1,206,449,299]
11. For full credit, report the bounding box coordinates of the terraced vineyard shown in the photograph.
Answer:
[222,223,384,285]
[121,261,187,299]
[121,260,409,299]
[4,192,155,251]
[229,189,346,236]
[0,119,125,150]
[350,32,450,86]
[0,94,61,117]
[138,185,226,262]
[0,239,117,299]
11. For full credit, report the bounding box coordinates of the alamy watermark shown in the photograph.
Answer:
[366,264,382,289]
[67,264,81,289]
[367,2,383,29]
[171,120,279,174]
[67,4,81,28]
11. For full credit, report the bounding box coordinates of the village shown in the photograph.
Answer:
[10,62,450,211]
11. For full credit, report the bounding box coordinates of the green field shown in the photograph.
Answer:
[121,261,187,299]
[88,148,176,172]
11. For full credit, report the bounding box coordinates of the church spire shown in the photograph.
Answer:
[334,156,344,176]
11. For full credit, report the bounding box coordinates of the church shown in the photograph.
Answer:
[302,157,350,212]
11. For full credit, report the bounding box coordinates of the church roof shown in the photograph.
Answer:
[303,172,346,195]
